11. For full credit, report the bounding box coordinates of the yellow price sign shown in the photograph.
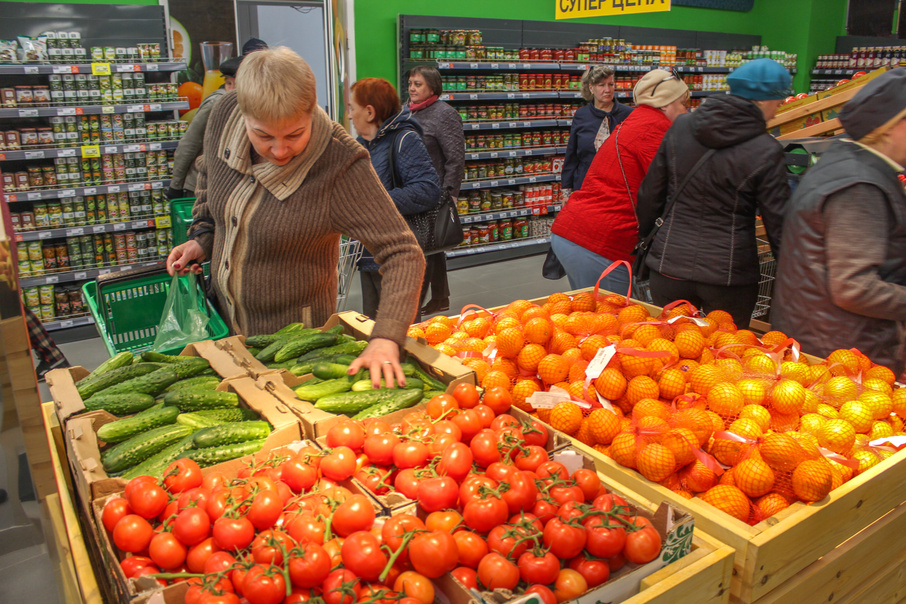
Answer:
[91,62,112,76]
[81,145,100,158]
[155,216,172,229]
[556,0,671,19]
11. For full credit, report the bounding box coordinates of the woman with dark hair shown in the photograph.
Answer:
[561,65,633,196]
[406,65,465,315]
[350,77,441,320]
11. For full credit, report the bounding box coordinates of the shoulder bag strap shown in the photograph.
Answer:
[642,146,717,239]
[388,129,416,190]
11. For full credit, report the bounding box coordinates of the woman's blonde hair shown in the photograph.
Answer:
[580,65,615,102]
[236,46,317,123]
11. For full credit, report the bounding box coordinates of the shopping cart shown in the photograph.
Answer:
[337,236,364,311]
[752,237,776,320]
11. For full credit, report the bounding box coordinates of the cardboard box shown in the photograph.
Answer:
[64,374,304,518]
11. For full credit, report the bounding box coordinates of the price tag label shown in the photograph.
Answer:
[18,109,38,118]
[126,104,144,113]
[101,105,115,114]
[83,187,97,195]
[81,144,100,158]
[59,320,74,328]
[53,65,73,74]
[489,152,498,158]
[115,64,135,73]
[507,63,518,69]
[468,94,478,100]
[469,63,479,69]
[108,185,121,193]
[506,179,516,185]
[527,388,571,409]
[149,142,162,150]
[532,207,541,215]
[114,223,126,231]
[468,182,480,189]
[491,122,500,129]
[524,149,533,156]
[468,123,479,130]
[523,63,531,69]
[24,151,45,160]
[508,151,517,157]
[60,189,76,198]
[487,180,498,187]
[58,148,76,157]
[56,107,76,116]
[528,176,537,182]
[27,192,43,200]
[45,275,59,284]
[92,225,105,233]
[120,264,133,272]
[148,103,162,111]
[74,272,88,283]
[66,228,84,236]
[521,93,531,99]
[102,145,117,154]
[490,63,499,69]
[155,216,171,228]
[91,62,111,75]
[131,220,146,229]
[38,231,52,239]
[98,268,111,275]
[585,345,616,380]
[438,62,451,69]
[507,93,515,99]
[24,65,39,74]
[128,183,145,191]
[145,63,159,72]
[123,144,141,152]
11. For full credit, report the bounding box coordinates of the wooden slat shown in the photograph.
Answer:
[838,554,906,604]
[43,494,82,604]
[768,86,860,128]
[777,118,842,140]
[632,530,734,604]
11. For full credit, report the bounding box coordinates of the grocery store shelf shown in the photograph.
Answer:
[440,92,561,101]
[0,140,179,162]
[459,204,562,224]
[45,315,95,332]
[20,258,165,288]
[465,147,566,160]
[447,236,550,257]
[0,62,186,75]
[428,61,795,75]
[463,119,564,131]
[0,100,188,118]
[437,61,555,70]
[810,68,863,76]
[5,179,169,203]
[461,173,560,190]
[14,218,160,242]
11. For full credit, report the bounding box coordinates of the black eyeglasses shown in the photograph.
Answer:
[650,69,680,97]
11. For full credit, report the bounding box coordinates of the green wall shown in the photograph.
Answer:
[0,0,158,3]
[354,0,848,94]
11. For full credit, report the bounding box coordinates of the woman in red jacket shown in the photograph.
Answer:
[550,69,689,294]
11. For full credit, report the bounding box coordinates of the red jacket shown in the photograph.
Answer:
[552,105,672,262]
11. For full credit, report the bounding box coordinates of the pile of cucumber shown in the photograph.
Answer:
[246,323,368,374]
[74,350,272,477]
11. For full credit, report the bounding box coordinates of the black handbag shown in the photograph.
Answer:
[390,130,464,255]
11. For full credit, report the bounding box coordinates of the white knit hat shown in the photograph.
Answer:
[633,69,689,108]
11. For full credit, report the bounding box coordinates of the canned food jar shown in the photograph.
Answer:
[48,203,64,227]
[68,289,84,313]
[24,287,40,308]
[55,244,70,270]
[56,291,71,317]
[40,304,55,322]
[43,246,58,271]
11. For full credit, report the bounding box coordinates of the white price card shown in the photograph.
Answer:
[552,449,586,476]
[45,275,59,283]
[66,228,84,236]
[53,65,73,74]
[585,345,616,380]
[38,231,52,239]
[114,223,126,231]
[108,185,121,193]
[18,109,38,118]
[92,225,105,233]
[58,149,76,157]
[24,151,45,160]
[24,65,39,74]
[59,320,74,328]
[527,386,571,409]
[60,189,76,198]
[84,187,97,195]
[74,271,87,281]
[56,107,76,116]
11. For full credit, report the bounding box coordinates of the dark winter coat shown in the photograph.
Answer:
[561,100,633,191]
[410,99,465,199]
[636,94,789,286]
[773,141,906,373]
[357,106,441,271]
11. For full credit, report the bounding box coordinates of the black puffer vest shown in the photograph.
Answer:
[772,141,906,373]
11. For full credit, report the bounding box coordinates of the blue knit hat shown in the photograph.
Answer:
[727,58,793,101]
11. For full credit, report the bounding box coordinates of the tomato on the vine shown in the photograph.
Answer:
[486,524,528,559]
[212,515,255,551]
[453,531,488,569]
[281,457,319,493]
[451,409,483,443]
[452,383,481,409]
[132,564,165,587]
[554,568,588,602]
[482,386,512,415]
[149,531,187,570]
[462,495,509,533]
[543,517,587,559]
[471,405,496,429]
[286,512,325,545]
[394,571,435,604]
[185,537,221,573]
[583,515,627,558]
[243,564,286,604]
[425,510,462,533]
[573,468,603,501]
[517,550,561,585]
[355,466,392,496]
[477,553,519,590]
[341,530,388,582]
[250,529,294,565]
[408,530,458,578]
[525,585,557,604]
[288,542,332,588]
[393,441,430,469]
[418,476,459,513]
[624,519,662,564]
[113,514,153,553]
[451,566,479,590]
[172,506,211,546]
[102,497,132,533]
[426,394,460,420]
[203,551,236,575]
[500,471,538,514]
[326,420,366,452]
[470,429,502,467]
[382,514,425,562]
[246,490,283,531]
[321,568,361,604]
[434,419,463,441]
[513,445,548,472]
[332,494,375,537]
[164,458,203,493]
[363,432,400,466]
[459,474,498,506]
[127,481,169,520]
[321,446,357,481]
[522,418,550,448]
[569,555,610,587]
[119,555,152,578]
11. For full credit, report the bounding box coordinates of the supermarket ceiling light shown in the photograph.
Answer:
[556,0,671,20]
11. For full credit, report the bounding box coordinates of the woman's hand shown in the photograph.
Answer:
[348,337,406,389]
[166,240,206,276]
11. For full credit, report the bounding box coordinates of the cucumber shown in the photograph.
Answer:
[176,413,227,430]
[77,363,162,399]
[325,325,346,335]
[297,340,368,362]
[423,390,446,401]
[163,389,240,412]
[181,439,268,467]
[318,388,423,416]
[244,334,284,349]
[97,404,180,443]
[313,362,351,380]
[121,433,199,480]
[247,347,262,357]
[406,362,447,392]
[274,333,342,363]
[83,393,156,416]
[193,421,271,448]
[255,337,294,363]
[102,424,195,473]
[399,362,418,377]
[171,357,212,380]
[93,366,180,399]
[266,360,297,371]
[276,322,308,335]
[190,408,258,422]
[165,376,221,393]
[350,378,424,392]
[141,351,190,364]
[352,389,425,420]
[77,352,134,385]
[294,372,362,402]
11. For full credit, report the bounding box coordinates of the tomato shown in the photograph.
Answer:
[205,487,232,521]
[358,585,396,604]
[550,485,585,507]
[522,418,550,448]
[149,531,187,569]
[427,432,459,457]
[284,589,313,604]
[119,555,152,578]
[592,493,631,522]
[472,404,496,429]
[363,418,392,436]
[287,513,325,545]
[355,466,392,496]
[470,429,501,467]
[569,555,610,587]
[203,551,236,575]
[393,441,430,469]
[324,537,345,569]
[459,474,498,506]
[543,517,587,559]
[501,471,538,514]
[477,553,519,590]
[113,514,154,553]
[487,524,528,559]
[394,571,434,604]
[382,515,426,560]
[364,433,400,466]
[282,458,319,493]
[513,445,548,472]
[573,469,602,501]
[243,565,286,604]
[288,541,332,588]
[434,419,463,440]
[332,494,375,537]
[608,552,626,572]
[320,446,357,481]
[525,585,557,604]
[132,564,165,586]
[321,569,361,604]
[509,512,544,533]
[624,521,662,564]
[453,531,488,569]
[247,490,283,531]
[176,487,211,511]
[462,496,509,533]
[583,515,626,558]
[185,537,221,573]
[482,386,512,415]
[213,516,255,550]
[451,566,478,590]
[326,420,366,452]
[102,497,133,533]
[517,550,560,585]
[124,475,157,500]
[451,409,483,444]
[425,510,462,533]
[401,413,435,440]
[486,462,517,483]
[340,531,387,582]
[164,458,203,493]
[536,461,569,483]
[409,530,459,578]
[127,481,169,520]
[426,394,460,420]
[531,498,559,524]
[553,568,588,602]
[251,529,295,565]
[416,475,459,513]
[452,383,481,409]
[198,592,240,604]
[394,469,423,499]
[172,506,211,546]
[556,501,585,522]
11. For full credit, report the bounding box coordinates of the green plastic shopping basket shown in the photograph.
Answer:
[82,263,229,357]
[170,197,196,247]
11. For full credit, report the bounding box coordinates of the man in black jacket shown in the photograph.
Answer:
[636,59,792,327]
[773,70,906,374]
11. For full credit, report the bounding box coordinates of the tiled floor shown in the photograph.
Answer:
[0,252,565,601]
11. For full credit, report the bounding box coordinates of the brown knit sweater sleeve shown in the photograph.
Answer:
[187,154,214,260]
[330,151,426,345]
